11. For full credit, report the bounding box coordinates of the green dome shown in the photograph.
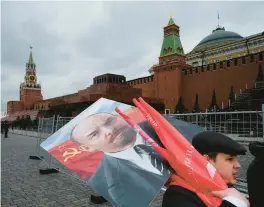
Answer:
[193,27,243,51]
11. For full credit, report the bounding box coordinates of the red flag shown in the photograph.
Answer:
[48,140,104,179]
[117,97,228,206]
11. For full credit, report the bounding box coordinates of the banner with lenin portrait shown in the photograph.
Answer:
[40,98,173,207]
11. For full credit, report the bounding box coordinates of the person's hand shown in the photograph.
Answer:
[211,188,250,207]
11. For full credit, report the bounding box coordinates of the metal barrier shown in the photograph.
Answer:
[29,113,255,196]
[28,116,59,174]
[55,116,73,131]
[168,111,264,143]
[38,116,60,174]
[29,118,43,160]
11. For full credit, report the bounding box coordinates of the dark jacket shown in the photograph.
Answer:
[247,141,264,207]
[162,185,236,207]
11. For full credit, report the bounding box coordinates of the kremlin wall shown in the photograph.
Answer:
[4,17,264,120]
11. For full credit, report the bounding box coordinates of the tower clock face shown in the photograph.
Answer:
[29,75,35,81]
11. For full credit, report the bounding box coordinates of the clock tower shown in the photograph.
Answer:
[20,47,43,109]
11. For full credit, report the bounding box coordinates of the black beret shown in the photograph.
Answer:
[192,131,247,156]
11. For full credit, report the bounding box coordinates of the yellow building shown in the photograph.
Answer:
[187,26,264,66]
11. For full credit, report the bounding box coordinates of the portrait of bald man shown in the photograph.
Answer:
[71,112,172,207]
[71,112,203,207]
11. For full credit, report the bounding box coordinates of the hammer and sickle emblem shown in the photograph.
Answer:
[62,148,81,162]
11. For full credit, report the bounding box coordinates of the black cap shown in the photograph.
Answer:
[192,131,247,156]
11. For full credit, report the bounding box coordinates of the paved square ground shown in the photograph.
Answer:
[1,132,253,207]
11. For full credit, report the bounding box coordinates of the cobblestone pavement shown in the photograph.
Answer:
[1,133,253,207]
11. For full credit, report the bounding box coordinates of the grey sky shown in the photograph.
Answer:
[1,1,264,112]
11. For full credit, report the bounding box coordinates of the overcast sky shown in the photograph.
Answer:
[1,1,264,112]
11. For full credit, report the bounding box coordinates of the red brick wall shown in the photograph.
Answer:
[106,84,142,102]
[128,76,155,98]
[131,81,155,98]
[154,68,183,113]
[7,101,24,114]
[182,54,263,111]
[30,82,157,112]
[131,53,263,113]
[34,100,54,109]
[20,88,43,109]
[11,54,262,115]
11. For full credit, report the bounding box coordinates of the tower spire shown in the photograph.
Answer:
[28,46,34,65]
[22,46,39,89]
[167,15,175,26]
[217,11,220,28]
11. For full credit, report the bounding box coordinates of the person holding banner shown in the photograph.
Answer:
[83,112,204,205]
[162,131,249,207]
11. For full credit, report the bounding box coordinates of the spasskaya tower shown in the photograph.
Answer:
[19,46,43,109]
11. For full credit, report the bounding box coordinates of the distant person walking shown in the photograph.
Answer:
[3,121,10,138]
[1,121,4,134]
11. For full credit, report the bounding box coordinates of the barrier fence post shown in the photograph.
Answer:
[39,115,59,175]
[47,116,56,169]
[29,118,44,160]
[262,104,264,142]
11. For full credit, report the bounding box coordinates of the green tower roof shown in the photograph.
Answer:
[160,17,184,57]
[167,17,175,26]
[28,46,34,64]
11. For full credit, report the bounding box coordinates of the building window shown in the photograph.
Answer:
[259,53,263,61]
[250,54,254,63]
[220,62,223,69]
[242,57,246,64]
[234,58,238,66]
[192,61,198,67]
[227,60,230,67]
[165,109,170,114]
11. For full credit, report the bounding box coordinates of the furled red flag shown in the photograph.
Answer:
[116,97,228,207]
